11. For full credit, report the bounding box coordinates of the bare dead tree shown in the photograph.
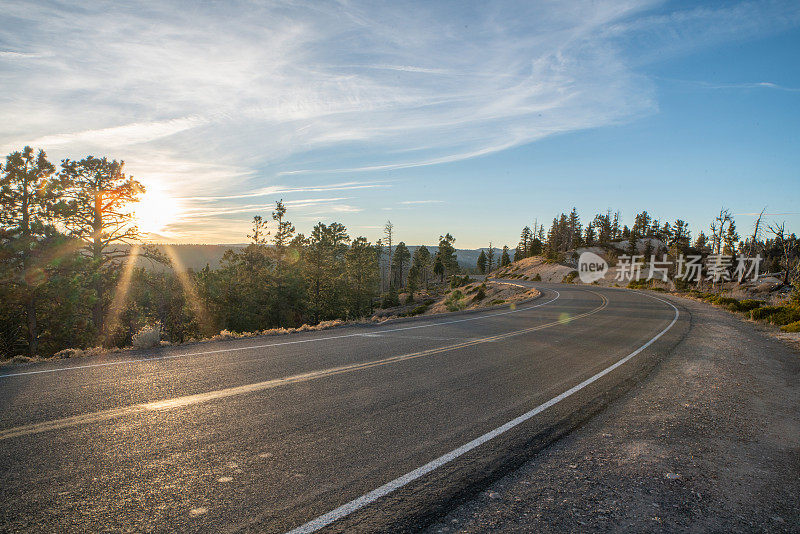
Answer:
[766,221,796,285]
[710,208,733,255]
[747,207,766,258]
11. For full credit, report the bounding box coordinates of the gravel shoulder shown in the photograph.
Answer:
[425,292,800,533]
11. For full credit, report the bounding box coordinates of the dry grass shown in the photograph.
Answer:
[132,324,162,349]
[2,284,542,366]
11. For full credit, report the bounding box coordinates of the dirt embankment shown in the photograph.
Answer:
[373,280,540,319]
[491,256,576,283]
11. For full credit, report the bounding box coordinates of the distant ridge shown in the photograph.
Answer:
[124,243,499,272]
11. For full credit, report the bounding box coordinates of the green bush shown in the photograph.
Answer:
[489,299,506,305]
[562,271,578,284]
[627,279,652,289]
[472,285,486,302]
[450,275,472,289]
[675,277,691,291]
[731,299,763,312]
[751,306,800,325]
[531,273,542,281]
[408,304,429,316]
[709,296,763,313]
[445,290,466,312]
[381,287,400,308]
[781,320,800,333]
[751,306,780,320]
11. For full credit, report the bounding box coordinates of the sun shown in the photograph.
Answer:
[132,185,182,237]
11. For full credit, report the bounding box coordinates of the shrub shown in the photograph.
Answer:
[409,304,429,316]
[489,299,506,305]
[472,285,486,302]
[736,299,764,311]
[445,290,466,312]
[750,306,781,320]
[781,320,800,333]
[627,279,652,289]
[562,271,578,284]
[751,306,800,325]
[674,277,691,291]
[404,293,414,305]
[381,286,400,308]
[54,348,80,359]
[531,273,542,281]
[450,275,472,289]
[132,324,161,349]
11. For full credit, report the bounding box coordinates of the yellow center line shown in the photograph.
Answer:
[0,293,608,441]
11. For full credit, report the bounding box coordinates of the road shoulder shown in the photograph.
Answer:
[425,293,800,533]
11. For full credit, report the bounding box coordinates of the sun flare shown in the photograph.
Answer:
[133,185,182,236]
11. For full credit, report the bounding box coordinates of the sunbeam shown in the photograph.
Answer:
[162,244,213,334]
[103,245,141,341]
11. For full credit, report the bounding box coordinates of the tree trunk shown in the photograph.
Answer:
[93,191,105,336]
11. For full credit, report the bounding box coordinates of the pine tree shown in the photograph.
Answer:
[0,147,62,355]
[486,242,495,272]
[627,226,638,255]
[248,215,269,245]
[433,254,445,283]
[670,219,691,255]
[477,250,487,274]
[345,236,379,317]
[584,223,596,246]
[59,156,147,336]
[723,221,739,255]
[383,220,394,288]
[568,208,582,249]
[272,199,295,248]
[694,231,708,252]
[307,222,349,323]
[546,217,560,258]
[271,200,298,326]
[391,241,411,288]
[612,211,621,240]
[436,233,458,279]
[411,246,432,289]
[500,246,511,267]
[519,226,532,257]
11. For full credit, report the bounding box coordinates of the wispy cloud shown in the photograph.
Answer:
[0,50,49,59]
[2,0,797,242]
[659,77,800,92]
[400,200,445,205]
[17,117,207,150]
[180,181,390,202]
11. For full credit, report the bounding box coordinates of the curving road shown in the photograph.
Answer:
[0,282,687,533]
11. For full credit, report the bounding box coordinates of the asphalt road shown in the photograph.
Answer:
[0,282,688,533]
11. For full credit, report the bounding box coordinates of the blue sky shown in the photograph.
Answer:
[1,0,798,247]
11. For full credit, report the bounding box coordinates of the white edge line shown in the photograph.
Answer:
[0,288,560,379]
[285,292,679,534]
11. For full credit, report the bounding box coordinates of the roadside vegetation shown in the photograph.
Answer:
[0,147,466,361]
[491,207,798,335]
[2,146,797,361]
